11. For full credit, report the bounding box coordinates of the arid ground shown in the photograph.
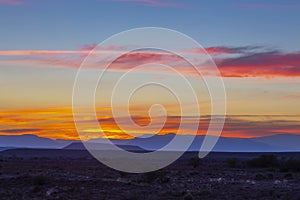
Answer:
[0,149,300,200]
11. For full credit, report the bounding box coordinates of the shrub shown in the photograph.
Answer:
[280,159,300,172]
[32,175,48,186]
[183,193,193,200]
[284,173,293,179]
[267,173,274,179]
[188,157,202,168]
[254,173,265,181]
[248,155,300,172]
[198,185,212,196]
[140,170,169,184]
[247,154,278,168]
[119,171,128,178]
[226,158,239,168]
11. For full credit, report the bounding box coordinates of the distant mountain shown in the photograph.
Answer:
[0,147,14,152]
[0,134,74,149]
[91,133,300,152]
[251,134,300,151]
[64,142,146,152]
[213,137,291,152]
[1,133,300,152]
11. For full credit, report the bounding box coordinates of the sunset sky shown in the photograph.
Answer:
[0,0,300,140]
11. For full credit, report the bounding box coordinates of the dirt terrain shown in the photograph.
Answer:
[0,149,299,200]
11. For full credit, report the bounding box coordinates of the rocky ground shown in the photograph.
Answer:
[0,150,300,200]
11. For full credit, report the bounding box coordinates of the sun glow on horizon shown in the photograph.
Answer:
[0,107,299,140]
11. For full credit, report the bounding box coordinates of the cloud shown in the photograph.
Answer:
[0,45,270,56]
[0,0,23,6]
[79,44,125,51]
[0,128,40,133]
[192,46,263,55]
[112,51,181,65]
[0,50,87,56]
[1,108,299,139]
[284,94,300,99]
[0,49,191,74]
[99,47,300,77]
[0,45,127,56]
[1,44,300,78]
[217,51,300,77]
[112,0,187,8]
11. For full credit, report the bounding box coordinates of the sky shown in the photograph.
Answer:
[0,0,300,140]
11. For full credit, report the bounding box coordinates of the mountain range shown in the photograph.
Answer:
[0,134,73,149]
[0,133,300,152]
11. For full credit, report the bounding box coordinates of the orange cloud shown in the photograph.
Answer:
[1,108,299,140]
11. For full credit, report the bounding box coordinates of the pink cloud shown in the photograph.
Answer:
[192,46,262,55]
[0,45,125,56]
[217,52,300,77]
[284,94,300,99]
[0,50,86,56]
[2,45,300,78]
